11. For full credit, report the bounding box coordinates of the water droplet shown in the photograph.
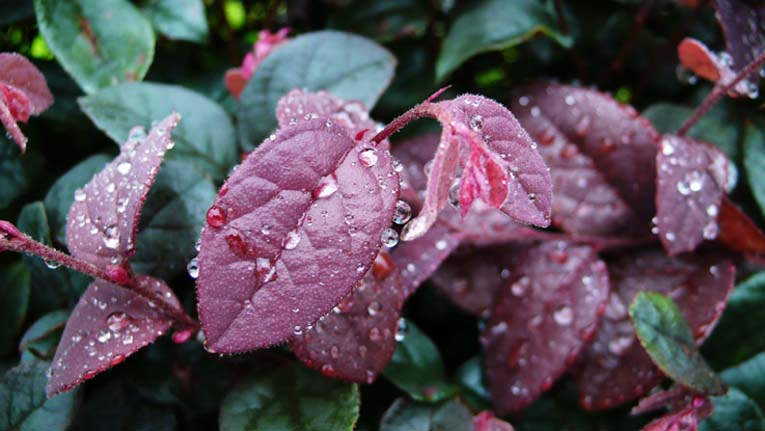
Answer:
[260,224,271,235]
[368,327,382,342]
[358,148,378,167]
[293,325,303,335]
[206,206,226,227]
[284,230,301,250]
[103,225,120,249]
[608,335,633,355]
[745,81,760,99]
[392,200,412,225]
[44,259,61,269]
[195,238,201,252]
[381,227,399,247]
[256,257,276,283]
[435,239,447,251]
[661,138,675,156]
[367,301,382,316]
[511,276,529,296]
[518,96,529,106]
[117,161,132,175]
[325,120,333,128]
[106,183,115,193]
[565,95,575,106]
[187,257,199,279]
[553,306,574,326]
[96,329,112,343]
[685,170,704,192]
[448,178,460,208]
[395,318,407,341]
[314,175,338,198]
[469,114,483,131]
[665,231,676,242]
[676,65,698,85]
[106,311,129,332]
[677,180,691,196]
[706,204,718,217]
[702,221,719,239]
[718,51,733,67]
[74,189,87,202]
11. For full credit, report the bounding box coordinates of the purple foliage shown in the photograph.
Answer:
[0,52,54,151]
[290,270,405,383]
[482,242,609,414]
[713,0,765,84]
[196,119,399,352]
[66,113,180,269]
[655,135,727,255]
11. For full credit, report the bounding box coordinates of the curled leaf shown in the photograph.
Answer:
[196,119,398,352]
[0,52,54,151]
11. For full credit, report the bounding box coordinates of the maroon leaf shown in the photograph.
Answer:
[655,135,727,255]
[632,386,702,416]
[46,275,181,396]
[639,396,712,431]
[678,38,726,83]
[717,197,765,262]
[290,270,405,383]
[65,113,180,269]
[482,241,609,415]
[0,52,54,151]
[713,0,765,88]
[513,81,660,236]
[575,250,735,411]
[473,410,516,431]
[196,119,399,352]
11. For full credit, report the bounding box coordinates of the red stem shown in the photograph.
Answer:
[678,49,765,136]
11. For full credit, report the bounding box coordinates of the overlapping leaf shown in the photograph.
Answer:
[196,119,398,352]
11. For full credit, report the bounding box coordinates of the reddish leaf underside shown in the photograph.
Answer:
[0,52,54,151]
[196,119,398,353]
[482,242,609,415]
[655,135,727,255]
[46,276,180,397]
[639,396,712,431]
[677,37,753,97]
[513,81,659,236]
[65,113,181,268]
[290,270,405,383]
[575,250,735,411]
[717,197,765,262]
[473,410,516,431]
[632,386,702,416]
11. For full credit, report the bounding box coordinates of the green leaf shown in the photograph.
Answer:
[455,356,491,410]
[329,0,428,43]
[219,364,360,431]
[436,0,572,81]
[34,0,155,94]
[700,388,765,431]
[744,125,765,219]
[79,82,238,181]
[0,137,43,209]
[238,30,396,150]
[17,202,90,315]
[143,0,208,43]
[379,398,473,431]
[45,154,111,245]
[19,310,69,363]
[629,291,725,395]
[642,103,741,161]
[0,262,30,355]
[720,353,765,410]
[0,360,78,431]
[132,160,217,279]
[383,320,460,402]
[703,272,765,369]
[0,0,33,24]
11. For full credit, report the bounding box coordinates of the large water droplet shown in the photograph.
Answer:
[256,257,276,283]
[702,221,719,239]
[392,200,412,225]
[117,161,132,175]
[367,301,382,316]
[395,318,407,342]
[44,260,61,269]
[187,257,199,279]
[553,306,574,326]
[314,175,338,199]
[469,114,483,131]
[206,206,226,227]
[661,138,675,156]
[96,329,112,343]
[284,230,301,250]
[106,311,129,332]
[358,148,378,167]
[381,227,399,247]
[74,189,87,202]
[103,225,120,249]
[706,204,718,217]
[448,178,460,208]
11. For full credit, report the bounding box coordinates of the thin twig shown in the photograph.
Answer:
[553,0,569,35]
[601,0,655,83]
[678,49,765,136]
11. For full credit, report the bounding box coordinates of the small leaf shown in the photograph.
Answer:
[700,388,765,431]
[65,112,180,268]
[238,30,396,149]
[219,364,359,431]
[455,356,491,409]
[716,197,765,262]
[196,119,398,352]
[383,320,460,402]
[46,276,180,396]
[290,271,406,384]
[513,81,660,236]
[79,82,238,181]
[0,52,54,151]
[0,360,78,431]
[744,124,765,219]
[640,396,713,431]
[576,251,735,410]
[629,291,726,395]
[655,135,727,254]
[33,0,155,94]
[379,398,474,431]
[676,37,754,98]
[142,0,208,43]
[482,242,609,414]
[436,0,571,80]
[19,310,69,362]
[0,261,30,355]
[720,352,765,410]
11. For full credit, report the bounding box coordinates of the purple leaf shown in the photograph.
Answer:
[0,52,54,151]
[290,270,405,383]
[632,386,701,416]
[481,241,609,415]
[639,396,712,431]
[513,81,660,236]
[196,119,399,353]
[575,250,735,411]
[713,0,765,87]
[655,135,727,255]
[65,113,180,269]
[46,275,180,397]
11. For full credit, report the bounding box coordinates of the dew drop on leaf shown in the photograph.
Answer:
[358,148,378,167]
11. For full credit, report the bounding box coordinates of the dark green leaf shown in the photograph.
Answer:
[0,360,78,431]
[0,262,30,355]
[642,103,741,161]
[0,0,33,24]
[19,310,69,362]
[44,154,111,245]
[0,137,43,209]
[700,388,765,431]
[132,160,216,279]
[79,82,238,180]
[329,0,428,43]
[238,30,396,150]
[436,0,572,81]
[704,272,765,369]
[720,353,765,410]
[629,291,725,395]
[379,398,473,431]
[70,381,177,431]
[17,202,90,315]
[34,0,155,94]
[455,356,491,410]
[383,320,460,402]
[143,0,208,43]
[219,364,360,431]
[744,125,765,219]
